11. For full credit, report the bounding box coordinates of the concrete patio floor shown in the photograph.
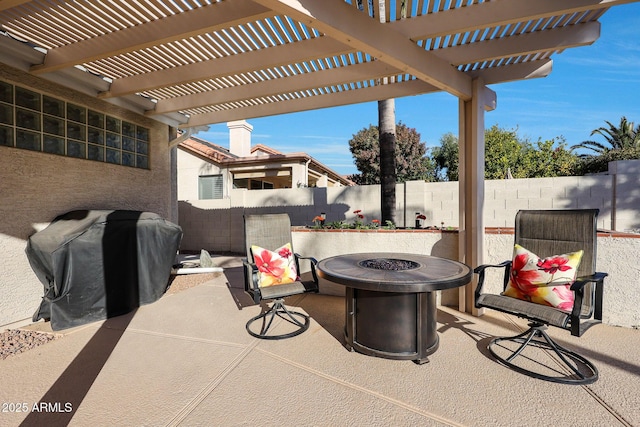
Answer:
[1,255,639,427]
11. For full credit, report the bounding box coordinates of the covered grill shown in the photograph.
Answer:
[26,210,182,330]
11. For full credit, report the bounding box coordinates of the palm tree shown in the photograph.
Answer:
[375,3,400,224]
[379,99,396,224]
[571,116,640,157]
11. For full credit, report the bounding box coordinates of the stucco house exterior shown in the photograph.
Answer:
[0,63,181,329]
[177,120,352,201]
[0,64,349,329]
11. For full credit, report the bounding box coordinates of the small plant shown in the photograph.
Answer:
[383,220,396,229]
[352,209,365,229]
[310,211,387,230]
[329,220,347,229]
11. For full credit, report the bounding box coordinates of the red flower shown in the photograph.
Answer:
[416,214,426,220]
[353,209,362,214]
[312,215,324,222]
[510,253,541,295]
[254,250,285,277]
[278,246,292,259]
[372,219,380,224]
[357,214,364,219]
[537,257,571,275]
[552,285,575,311]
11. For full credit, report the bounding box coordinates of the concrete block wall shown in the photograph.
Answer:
[483,175,614,229]
[616,174,640,231]
[179,165,639,254]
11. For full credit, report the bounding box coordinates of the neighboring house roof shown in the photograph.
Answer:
[179,137,237,163]
[251,144,283,156]
[179,137,353,186]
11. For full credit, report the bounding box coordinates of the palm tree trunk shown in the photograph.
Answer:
[379,98,396,224]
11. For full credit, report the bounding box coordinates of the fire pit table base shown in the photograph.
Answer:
[345,288,438,364]
[317,253,472,364]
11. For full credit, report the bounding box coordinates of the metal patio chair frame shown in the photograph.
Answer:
[475,209,606,384]
[243,213,319,340]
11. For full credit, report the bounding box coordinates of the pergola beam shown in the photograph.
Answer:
[149,60,401,115]
[149,58,551,117]
[471,59,553,85]
[181,79,437,126]
[30,0,273,74]
[391,0,634,40]
[253,0,473,100]
[101,36,352,98]
[0,0,30,12]
[436,21,600,65]
[149,20,566,115]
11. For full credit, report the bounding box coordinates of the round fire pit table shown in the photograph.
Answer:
[317,253,471,364]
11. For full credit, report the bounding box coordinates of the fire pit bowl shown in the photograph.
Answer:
[358,258,420,271]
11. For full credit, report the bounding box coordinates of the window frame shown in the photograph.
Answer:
[198,174,224,200]
[0,80,150,170]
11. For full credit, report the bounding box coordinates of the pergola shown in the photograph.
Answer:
[1,0,636,314]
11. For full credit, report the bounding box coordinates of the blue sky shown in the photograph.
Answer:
[197,3,640,176]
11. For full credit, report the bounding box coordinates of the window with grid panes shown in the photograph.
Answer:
[0,80,150,169]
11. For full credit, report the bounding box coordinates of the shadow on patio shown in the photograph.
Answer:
[1,256,639,427]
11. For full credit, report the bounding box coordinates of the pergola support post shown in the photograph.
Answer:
[458,78,496,315]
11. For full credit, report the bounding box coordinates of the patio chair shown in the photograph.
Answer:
[243,213,319,339]
[474,209,606,384]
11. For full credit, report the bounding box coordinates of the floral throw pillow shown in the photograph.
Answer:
[501,244,583,312]
[250,243,298,288]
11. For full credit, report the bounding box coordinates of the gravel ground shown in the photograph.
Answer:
[0,272,222,360]
[165,271,222,294]
[0,329,60,360]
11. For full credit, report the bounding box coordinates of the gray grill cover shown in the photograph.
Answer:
[26,210,182,330]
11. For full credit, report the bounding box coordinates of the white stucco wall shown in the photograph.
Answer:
[292,229,459,304]
[0,65,174,328]
[478,232,640,329]
[177,148,225,200]
[291,229,640,329]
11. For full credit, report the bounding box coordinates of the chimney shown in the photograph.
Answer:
[227,120,253,157]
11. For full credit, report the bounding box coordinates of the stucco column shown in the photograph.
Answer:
[458,78,496,314]
[169,126,179,224]
[292,160,309,187]
[316,174,328,187]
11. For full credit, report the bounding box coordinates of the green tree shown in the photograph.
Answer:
[523,138,578,177]
[430,125,580,180]
[431,132,459,181]
[483,125,527,179]
[575,146,640,175]
[348,122,436,185]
